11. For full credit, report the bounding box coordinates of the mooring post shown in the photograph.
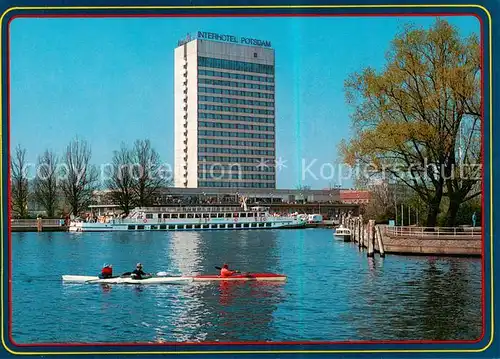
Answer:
[36,217,43,232]
[376,226,386,258]
[367,220,375,257]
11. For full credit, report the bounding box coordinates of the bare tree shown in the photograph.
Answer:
[130,139,170,207]
[60,138,98,216]
[107,144,135,216]
[33,150,59,218]
[11,145,29,218]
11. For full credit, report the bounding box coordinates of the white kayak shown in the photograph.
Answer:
[62,275,193,285]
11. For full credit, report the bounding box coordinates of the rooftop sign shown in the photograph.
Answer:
[177,32,272,48]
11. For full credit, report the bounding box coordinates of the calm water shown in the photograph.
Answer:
[11,229,482,343]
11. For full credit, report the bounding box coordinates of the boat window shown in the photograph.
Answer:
[203,213,209,218]
[218,213,224,218]
[150,225,157,230]
[194,224,201,229]
[145,214,153,219]
[160,225,167,230]
[194,214,201,218]
[137,225,145,230]
[218,224,223,228]
[128,225,135,230]
[225,213,232,218]
[187,214,194,218]
[179,214,186,219]
[258,223,264,227]
[163,214,170,219]
[236,223,242,228]
[171,214,178,219]
[167,225,174,230]
[186,224,193,229]
[244,223,250,228]
[202,224,208,229]
[228,224,234,228]
[240,213,247,218]
[210,213,216,218]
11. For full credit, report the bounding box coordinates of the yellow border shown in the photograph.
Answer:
[0,4,493,356]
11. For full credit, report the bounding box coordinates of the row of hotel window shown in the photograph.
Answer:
[198,104,274,115]
[128,223,275,230]
[198,165,275,172]
[198,78,274,91]
[199,156,274,163]
[199,139,274,147]
[198,57,274,75]
[197,181,275,188]
[199,112,274,124]
[199,147,274,156]
[199,87,274,99]
[199,95,273,107]
[198,69,274,83]
[198,130,274,139]
[199,121,273,131]
[199,173,275,180]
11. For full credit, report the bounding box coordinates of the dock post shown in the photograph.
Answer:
[376,226,386,257]
[36,217,42,232]
[367,220,375,257]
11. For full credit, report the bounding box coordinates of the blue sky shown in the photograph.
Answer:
[10,15,479,189]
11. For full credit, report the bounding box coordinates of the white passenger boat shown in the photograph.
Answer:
[62,275,193,285]
[334,225,352,242]
[69,205,306,232]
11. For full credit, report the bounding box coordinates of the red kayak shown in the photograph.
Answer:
[191,273,287,282]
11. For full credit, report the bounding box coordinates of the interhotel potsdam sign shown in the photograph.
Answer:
[178,31,272,48]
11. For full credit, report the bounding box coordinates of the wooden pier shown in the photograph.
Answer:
[342,215,481,257]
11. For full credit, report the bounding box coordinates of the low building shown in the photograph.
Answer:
[340,190,371,204]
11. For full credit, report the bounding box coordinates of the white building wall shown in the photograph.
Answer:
[174,40,199,188]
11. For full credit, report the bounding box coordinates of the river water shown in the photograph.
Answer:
[11,229,482,343]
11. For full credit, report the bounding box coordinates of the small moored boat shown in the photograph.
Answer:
[334,225,352,242]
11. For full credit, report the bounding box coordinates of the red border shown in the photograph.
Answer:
[5,11,487,349]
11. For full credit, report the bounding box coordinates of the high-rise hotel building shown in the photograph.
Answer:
[174,32,276,189]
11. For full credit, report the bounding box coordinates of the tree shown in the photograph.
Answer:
[60,138,98,216]
[130,139,170,207]
[107,144,135,215]
[10,145,29,218]
[340,18,481,227]
[444,117,481,226]
[33,150,59,218]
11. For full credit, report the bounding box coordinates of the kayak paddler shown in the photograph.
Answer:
[220,264,239,277]
[131,263,149,280]
[100,264,113,279]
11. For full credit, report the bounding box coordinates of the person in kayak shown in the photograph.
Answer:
[100,264,113,279]
[131,263,150,280]
[220,264,239,277]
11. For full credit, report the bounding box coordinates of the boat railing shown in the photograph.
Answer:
[135,206,249,213]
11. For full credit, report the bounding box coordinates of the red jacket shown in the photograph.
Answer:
[102,267,113,276]
[220,268,235,277]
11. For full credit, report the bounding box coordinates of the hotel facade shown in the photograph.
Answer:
[174,32,276,189]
